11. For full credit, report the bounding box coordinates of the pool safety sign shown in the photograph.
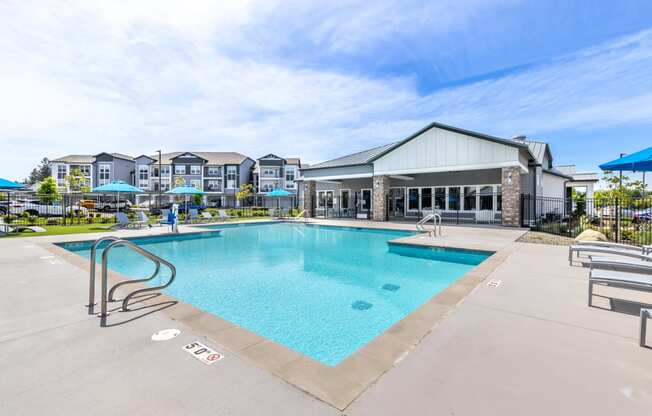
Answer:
[183,341,224,365]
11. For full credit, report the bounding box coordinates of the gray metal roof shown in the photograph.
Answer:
[523,141,549,165]
[50,155,94,164]
[303,142,397,170]
[152,152,250,165]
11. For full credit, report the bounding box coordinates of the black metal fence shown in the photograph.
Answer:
[0,191,301,227]
[521,194,652,246]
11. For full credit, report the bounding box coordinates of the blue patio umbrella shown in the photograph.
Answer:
[599,146,652,173]
[265,188,293,211]
[0,178,25,190]
[92,181,143,211]
[165,186,204,220]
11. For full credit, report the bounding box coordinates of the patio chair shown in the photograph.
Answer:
[0,223,14,236]
[588,266,652,307]
[201,211,214,222]
[159,209,171,226]
[113,212,146,229]
[187,209,201,223]
[136,211,153,228]
[569,242,652,265]
[217,210,231,222]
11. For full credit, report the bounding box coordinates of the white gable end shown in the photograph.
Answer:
[372,127,527,175]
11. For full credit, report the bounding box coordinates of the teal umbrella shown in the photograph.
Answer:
[265,188,293,212]
[166,186,204,221]
[92,181,143,212]
[0,178,25,190]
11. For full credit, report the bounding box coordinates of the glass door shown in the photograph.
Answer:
[389,188,405,218]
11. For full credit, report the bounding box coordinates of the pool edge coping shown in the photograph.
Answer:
[39,224,515,412]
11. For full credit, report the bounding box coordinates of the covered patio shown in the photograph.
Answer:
[300,122,532,226]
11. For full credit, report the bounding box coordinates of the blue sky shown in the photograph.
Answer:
[1,0,651,180]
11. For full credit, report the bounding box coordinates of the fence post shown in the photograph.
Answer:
[615,197,620,243]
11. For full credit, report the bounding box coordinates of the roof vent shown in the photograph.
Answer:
[512,135,527,141]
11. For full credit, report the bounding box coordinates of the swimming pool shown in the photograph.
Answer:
[60,223,491,366]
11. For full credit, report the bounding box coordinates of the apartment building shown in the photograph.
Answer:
[135,151,255,206]
[253,154,301,194]
[49,153,134,191]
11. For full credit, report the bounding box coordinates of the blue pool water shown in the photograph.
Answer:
[60,223,491,366]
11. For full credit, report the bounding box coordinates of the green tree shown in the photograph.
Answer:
[25,158,51,185]
[37,177,61,203]
[65,168,90,193]
[236,184,253,204]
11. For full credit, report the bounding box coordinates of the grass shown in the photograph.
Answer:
[4,223,113,238]
[3,216,274,238]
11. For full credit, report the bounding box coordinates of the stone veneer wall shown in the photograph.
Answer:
[302,180,316,217]
[501,167,522,227]
[372,175,390,221]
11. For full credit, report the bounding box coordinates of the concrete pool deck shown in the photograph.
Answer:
[1,220,651,415]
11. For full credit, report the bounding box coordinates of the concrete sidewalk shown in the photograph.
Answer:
[1,223,651,415]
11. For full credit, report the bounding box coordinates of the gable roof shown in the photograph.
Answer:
[93,152,134,161]
[152,151,250,165]
[50,154,95,164]
[303,121,533,171]
[302,142,397,170]
[258,153,285,161]
[368,122,530,164]
[523,140,552,167]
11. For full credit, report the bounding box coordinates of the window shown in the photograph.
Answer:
[261,182,274,192]
[285,167,295,182]
[421,188,432,210]
[496,185,502,211]
[448,187,460,211]
[361,189,372,211]
[262,168,276,177]
[75,165,91,176]
[98,164,111,185]
[190,165,201,175]
[435,188,446,210]
[57,165,67,180]
[408,188,419,211]
[226,166,237,189]
[160,166,170,176]
[480,186,494,210]
[207,166,222,176]
[317,191,334,209]
[206,180,222,192]
[190,179,201,189]
[341,190,350,209]
[464,186,477,211]
[174,165,186,175]
[138,165,149,181]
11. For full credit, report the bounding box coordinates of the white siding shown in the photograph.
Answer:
[541,172,566,198]
[373,127,525,175]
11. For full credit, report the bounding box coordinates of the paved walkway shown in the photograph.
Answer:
[1,221,651,415]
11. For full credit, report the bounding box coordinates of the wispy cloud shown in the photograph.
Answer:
[0,0,651,178]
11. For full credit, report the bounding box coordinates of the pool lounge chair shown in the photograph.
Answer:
[136,211,153,228]
[588,266,652,307]
[569,242,652,265]
[588,255,652,274]
[217,210,231,222]
[159,209,171,226]
[187,209,201,223]
[0,223,14,236]
[201,211,214,222]
[113,212,146,229]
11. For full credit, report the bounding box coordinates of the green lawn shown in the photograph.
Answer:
[3,216,274,238]
[3,223,113,238]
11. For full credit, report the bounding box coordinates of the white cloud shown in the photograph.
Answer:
[0,0,651,179]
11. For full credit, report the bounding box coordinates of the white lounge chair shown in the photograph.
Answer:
[201,211,214,222]
[589,267,652,306]
[569,241,652,265]
[217,210,231,222]
[113,212,146,229]
[136,211,152,228]
[0,223,14,236]
[187,209,201,223]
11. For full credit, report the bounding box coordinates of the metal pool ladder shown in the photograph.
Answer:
[86,236,176,327]
[416,213,442,237]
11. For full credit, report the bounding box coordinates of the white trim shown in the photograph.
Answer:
[305,173,373,181]
[374,161,528,176]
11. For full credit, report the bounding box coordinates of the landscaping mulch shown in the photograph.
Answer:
[517,231,574,246]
